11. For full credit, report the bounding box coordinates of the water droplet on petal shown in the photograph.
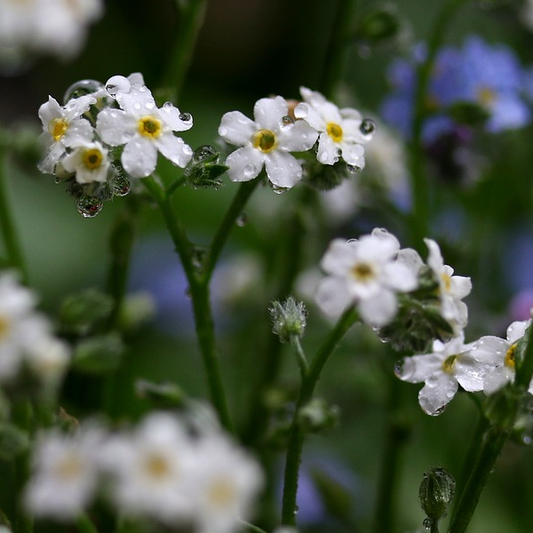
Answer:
[423,517,433,530]
[272,185,289,195]
[134,103,142,110]
[112,173,131,197]
[243,164,257,178]
[179,112,193,125]
[63,79,104,104]
[219,127,228,137]
[319,152,329,164]
[294,103,308,119]
[360,118,376,136]
[76,196,103,218]
[346,164,362,175]
[280,115,294,130]
[105,75,131,97]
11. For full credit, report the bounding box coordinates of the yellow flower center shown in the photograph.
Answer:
[351,262,375,282]
[442,354,457,373]
[208,477,236,508]
[82,148,104,170]
[144,453,172,480]
[326,122,343,143]
[55,453,83,480]
[441,273,452,292]
[477,87,495,107]
[252,129,277,153]
[138,116,163,138]
[505,343,516,369]
[0,315,10,341]
[49,118,68,141]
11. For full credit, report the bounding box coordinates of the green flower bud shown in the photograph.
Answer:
[0,422,29,460]
[358,5,401,42]
[269,297,307,343]
[419,467,455,523]
[72,333,125,374]
[135,379,185,409]
[184,145,228,189]
[59,289,114,336]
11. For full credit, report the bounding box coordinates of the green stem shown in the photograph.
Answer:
[143,176,232,431]
[203,180,259,282]
[164,0,208,102]
[372,375,411,533]
[447,426,509,533]
[290,336,309,380]
[0,146,27,283]
[281,307,358,526]
[408,0,470,251]
[320,0,359,98]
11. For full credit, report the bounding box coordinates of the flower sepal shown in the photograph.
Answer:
[302,157,359,191]
[183,145,228,189]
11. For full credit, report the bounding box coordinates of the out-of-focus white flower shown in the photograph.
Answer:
[97,76,193,178]
[101,412,198,525]
[25,425,104,520]
[467,319,533,395]
[38,95,95,174]
[296,87,373,168]
[0,0,103,63]
[61,140,110,184]
[189,434,264,533]
[425,238,471,333]
[396,333,489,415]
[219,96,318,188]
[316,228,417,326]
[25,337,70,387]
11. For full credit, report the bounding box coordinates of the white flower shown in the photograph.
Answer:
[0,273,50,382]
[101,412,198,524]
[0,0,102,61]
[315,228,417,325]
[468,319,533,395]
[97,78,193,178]
[397,333,489,415]
[61,140,110,184]
[38,94,95,174]
[296,87,372,167]
[425,238,472,332]
[218,95,318,188]
[25,425,104,520]
[190,434,263,533]
[25,336,70,387]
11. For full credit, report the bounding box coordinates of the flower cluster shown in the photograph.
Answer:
[0,0,102,66]
[315,230,472,350]
[218,86,375,191]
[25,412,263,533]
[397,318,533,416]
[38,73,194,217]
[0,272,69,392]
[381,36,531,143]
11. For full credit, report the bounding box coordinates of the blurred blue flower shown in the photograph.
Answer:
[381,36,530,143]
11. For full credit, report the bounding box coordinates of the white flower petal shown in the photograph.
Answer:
[358,289,397,326]
[316,133,339,165]
[418,374,458,416]
[315,276,353,317]
[219,111,256,146]
[158,103,193,132]
[264,151,303,188]
[97,108,136,146]
[253,96,288,131]
[155,133,193,168]
[277,120,318,152]
[122,137,158,178]
[225,146,264,182]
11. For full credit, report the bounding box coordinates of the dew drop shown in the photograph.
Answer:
[243,164,257,178]
[426,375,439,388]
[294,103,308,119]
[134,103,142,110]
[179,112,193,124]
[272,185,289,195]
[319,152,329,164]
[236,213,248,227]
[280,115,294,130]
[63,79,104,104]
[105,75,131,97]
[346,164,362,175]
[54,176,62,184]
[219,127,228,137]
[360,118,376,136]
[76,196,103,218]
[112,174,131,197]
[423,517,433,530]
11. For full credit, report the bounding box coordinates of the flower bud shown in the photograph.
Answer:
[269,297,307,343]
[419,467,455,523]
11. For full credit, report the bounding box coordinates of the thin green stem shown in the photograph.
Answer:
[290,336,309,380]
[372,376,411,533]
[164,0,208,103]
[447,426,509,533]
[320,0,359,98]
[143,176,232,431]
[0,147,27,283]
[281,307,358,526]
[408,0,470,251]
[203,180,259,282]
